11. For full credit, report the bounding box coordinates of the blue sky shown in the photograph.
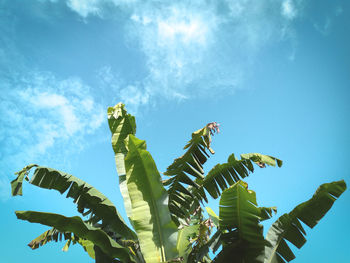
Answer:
[0,0,349,262]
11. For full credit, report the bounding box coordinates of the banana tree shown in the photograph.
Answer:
[11,103,346,263]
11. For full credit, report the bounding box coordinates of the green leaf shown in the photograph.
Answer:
[12,165,136,240]
[62,235,96,259]
[62,239,71,251]
[200,153,282,199]
[125,134,178,263]
[15,211,134,262]
[11,164,37,196]
[177,225,200,262]
[259,206,277,222]
[78,240,95,259]
[240,153,283,167]
[265,180,347,263]
[188,219,218,262]
[108,102,136,154]
[164,123,219,223]
[196,229,222,260]
[108,103,136,226]
[28,227,70,250]
[217,181,266,263]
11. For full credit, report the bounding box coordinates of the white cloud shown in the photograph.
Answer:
[120,85,150,113]
[96,66,150,114]
[157,14,208,46]
[126,1,303,100]
[127,3,219,98]
[19,90,81,135]
[282,0,297,20]
[0,71,105,179]
[67,0,101,17]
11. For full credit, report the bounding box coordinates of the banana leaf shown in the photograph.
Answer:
[240,153,282,168]
[15,211,134,262]
[164,123,219,223]
[201,153,282,199]
[62,236,95,259]
[176,224,200,262]
[264,180,346,263]
[216,181,266,263]
[124,134,178,262]
[28,227,70,250]
[108,103,136,226]
[11,164,37,196]
[29,228,96,259]
[11,165,136,240]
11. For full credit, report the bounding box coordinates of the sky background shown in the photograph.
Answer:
[0,0,349,262]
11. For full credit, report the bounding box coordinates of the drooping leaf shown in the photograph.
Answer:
[216,181,266,263]
[11,166,136,240]
[11,164,37,196]
[81,243,97,261]
[15,211,135,262]
[164,123,219,223]
[62,239,71,251]
[201,153,282,199]
[108,103,136,226]
[264,180,346,263]
[125,134,179,263]
[28,227,70,250]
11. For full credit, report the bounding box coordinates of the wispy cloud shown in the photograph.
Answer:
[0,4,106,197]
[312,4,344,36]
[282,0,298,20]
[76,0,302,106]
[0,71,104,194]
[313,17,332,36]
[127,2,220,99]
[67,0,101,18]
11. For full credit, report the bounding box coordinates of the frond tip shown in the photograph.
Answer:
[164,122,220,223]
[11,165,136,240]
[264,180,347,263]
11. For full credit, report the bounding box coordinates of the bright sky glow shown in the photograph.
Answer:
[282,0,297,20]
[157,17,208,46]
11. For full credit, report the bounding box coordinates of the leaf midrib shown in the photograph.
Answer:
[133,146,166,262]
